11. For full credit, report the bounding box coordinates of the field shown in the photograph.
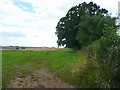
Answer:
[2,48,85,88]
[1,47,61,51]
[3,47,117,88]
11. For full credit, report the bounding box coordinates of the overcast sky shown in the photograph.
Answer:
[0,0,119,47]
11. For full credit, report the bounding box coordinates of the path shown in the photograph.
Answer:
[8,68,74,88]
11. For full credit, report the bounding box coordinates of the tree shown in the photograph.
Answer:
[76,14,116,48]
[16,46,19,50]
[55,2,115,49]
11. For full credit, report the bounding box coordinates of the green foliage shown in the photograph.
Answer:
[76,15,116,48]
[98,25,120,87]
[35,84,45,88]
[55,1,115,49]
[3,36,120,88]
[99,24,120,47]
[55,2,118,87]
[83,25,120,88]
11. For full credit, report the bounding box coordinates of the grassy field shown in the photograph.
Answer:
[3,47,114,88]
[2,48,84,88]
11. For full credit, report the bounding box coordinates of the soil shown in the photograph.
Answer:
[7,68,74,88]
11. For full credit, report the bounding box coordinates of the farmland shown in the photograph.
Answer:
[1,46,61,51]
[1,0,120,89]
[2,46,120,88]
[2,48,83,88]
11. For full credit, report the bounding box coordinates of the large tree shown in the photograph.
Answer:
[55,2,116,49]
[76,14,116,48]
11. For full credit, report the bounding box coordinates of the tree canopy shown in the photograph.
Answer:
[55,2,116,49]
[76,14,116,48]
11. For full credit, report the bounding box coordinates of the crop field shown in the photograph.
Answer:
[1,47,62,51]
[2,48,84,88]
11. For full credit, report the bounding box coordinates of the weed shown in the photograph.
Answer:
[19,80,24,83]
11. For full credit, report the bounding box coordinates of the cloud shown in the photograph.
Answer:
[0,0,119,47]
[0,23,25,28]
[0,31,25,37]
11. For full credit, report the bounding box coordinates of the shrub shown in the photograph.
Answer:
[84,25,120,88]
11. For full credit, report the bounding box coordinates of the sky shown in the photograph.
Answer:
[0,0,120,47]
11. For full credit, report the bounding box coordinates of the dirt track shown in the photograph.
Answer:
[8,68,74,88]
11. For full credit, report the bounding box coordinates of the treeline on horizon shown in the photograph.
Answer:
[55,2,120,88]
[1,46,56,48]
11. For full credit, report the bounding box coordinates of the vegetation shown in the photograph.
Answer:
[55,2,116,49]
[78,25,120,88]
[3,33,120,88]
[2,49,80,88]
[35,84,45,88]
[55,1,120,88]
[2,1,120,88]
[76,15,116,49]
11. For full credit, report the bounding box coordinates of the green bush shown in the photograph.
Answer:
[83,25,120,88]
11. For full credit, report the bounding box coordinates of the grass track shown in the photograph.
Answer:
[2,48,82,88]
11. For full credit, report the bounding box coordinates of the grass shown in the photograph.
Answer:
[3,48,110,88]
[35,84,45,88]
[2,48,82,88]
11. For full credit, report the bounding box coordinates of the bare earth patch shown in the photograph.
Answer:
[8,68,74,88]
